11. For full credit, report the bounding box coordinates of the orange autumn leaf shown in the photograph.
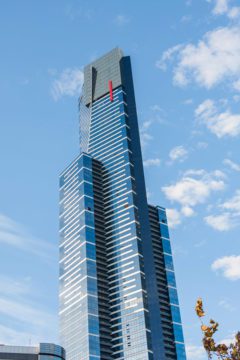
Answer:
[195,298,205,317]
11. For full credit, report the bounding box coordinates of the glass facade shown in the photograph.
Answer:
[0,344,65,360]
[59,48,186,360]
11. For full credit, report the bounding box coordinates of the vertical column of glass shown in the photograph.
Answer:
[59,153,100,360]
[157,207,186,360]
[87,88,152,360]
[39,344,65,360]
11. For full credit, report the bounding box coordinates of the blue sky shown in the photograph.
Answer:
[0,0,240,358]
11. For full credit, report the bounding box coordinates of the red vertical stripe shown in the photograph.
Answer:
[109,80,113,102]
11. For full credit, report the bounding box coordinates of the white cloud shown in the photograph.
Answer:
[51,68,84,101]
[205,189,240,231]
[0,214,55,261]
[233,78,240,91]
[166,208,182,228]
[208,0,240,18]
[156,45,183,71]
[114,14,130,26]
[224,158,240,172]
[212,255,240,280]
[143,158,161,167]
[140,107,167,149]
[169,145,188,162]
[186,344,206,360]
[228,6,240,19]
[219,333,236,346]
[140,132,153,148]
[211,0,229,15]
[162,170,225,211]
[195,99,240,138]
[233,94,240,102]
[164,169,226,227]
[205,213,235,231]
[181,206,195,217]
[222,190,240,213]
[158,27,240,89]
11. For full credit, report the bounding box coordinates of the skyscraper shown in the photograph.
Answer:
[59,48,186,360]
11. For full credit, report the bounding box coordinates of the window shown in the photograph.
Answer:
[169,287,179,305]
[158,208,167,224]
[166,270,176,287]
[164,254,174,271]
[173,323,184,343]
[171,304,181,324]
[160,223,169,239]
[162,238,172,255]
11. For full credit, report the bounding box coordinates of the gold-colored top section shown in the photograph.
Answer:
[83,48,124,106]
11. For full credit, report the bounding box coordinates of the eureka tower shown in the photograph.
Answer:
[59,48,186,360]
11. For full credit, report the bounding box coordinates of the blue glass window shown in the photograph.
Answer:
[173,323,184,343]
[164,254,174,271]
[162,238,172,254]
[83,168,92,182]
[84,182,93,196]
[86,243,96,260]
[158,208,167,224]
[85,227,95,244]
[160,223,169,239]
[89,315,99,335]
[176,343,186,360]
[59,176,65,188]
[82,155,92,169]
[169,287,179,305]
[171,304,181,324]
[84,196,94,211]
[166,270,176,287]
[88,296,98,315]
[88,278,97,295]
[89,335,100,355]
[87,260,97,277]
[85,211,94,227]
